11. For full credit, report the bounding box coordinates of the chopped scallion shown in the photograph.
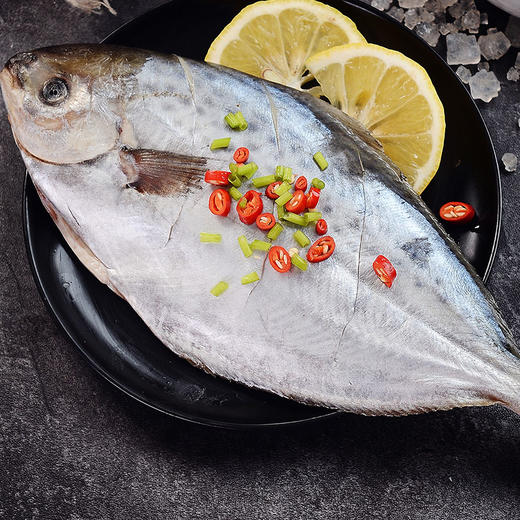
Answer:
[275,165,283,181]
[210,281,229,297]
[274,181,290,196]
[200,232,222,243]
[252,174,276,188]
[282,167,293,182]
[210,137,231,150]
[304,211,322,225]
[250,239,271,251]
[283,212,307,226]
[228,173,242,187]
[277,204,286,221]
[293,230,310,247]
[238,235,253,257]
[235,111,248,131]
[313,151,328,171]
[239,198,247,209]
[229,187,243,200]
[291,254,308,271]
[229,162,239,175]
[267,223,284,241]
[237,162,258,179]
[224,113,239,129]
[241,271,260,285]
[275,191,293,207]
[312,177,325,190]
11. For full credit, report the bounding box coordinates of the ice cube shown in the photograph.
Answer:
[506,67,519,82]
[399,0,426,7]
[446,33,481,65]
[404,8,421,29]
[439,22,457,35]
[477,61,490,71]
[440,0,457,7]
[480,12,488,26]
[424,0,445,12]
[415,22,440,46]
[468,70,500,102]
[387,6,405,22]
[455,65,471,83]
[478,32,511,61]
[461,9,480,33]
[502,153,518,173]
[371,0,392,11]
[505,16,520,48]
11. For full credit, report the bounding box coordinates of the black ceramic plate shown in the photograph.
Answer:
[23,0,501,428]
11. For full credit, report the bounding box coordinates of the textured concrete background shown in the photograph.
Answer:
[1,1,520,519]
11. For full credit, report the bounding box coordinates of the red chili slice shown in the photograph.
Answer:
[373,255,396,288]
[294,176,308,192]
[307,236,335,263]
[316,219,328,235]
[439,201,475,224]
[306,187,321,209]
[209,189,231,217]
[233,147,249,164]
[269,246,291,273]
[205,170,230,186]
[285,189,307,214]
[256,213,276,231]
[265,181,282,199]
[236,190,263,225]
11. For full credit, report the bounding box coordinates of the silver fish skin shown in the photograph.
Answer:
[1,44,519,416]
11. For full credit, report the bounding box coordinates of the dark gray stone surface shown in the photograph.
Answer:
[1,1,520,519]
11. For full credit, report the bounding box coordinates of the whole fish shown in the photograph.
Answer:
[1,45,519,416]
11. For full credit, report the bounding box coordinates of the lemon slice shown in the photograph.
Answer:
[205,0,366,90]
[306,43,445,193]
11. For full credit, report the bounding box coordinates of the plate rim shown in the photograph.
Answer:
[21,0,502,429]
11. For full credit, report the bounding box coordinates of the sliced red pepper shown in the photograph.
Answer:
[439,201,475,224]
[256,213,276,231]
[307,236,335,263]
[306,186,321,209]
[233,147,249,164]
[373,255,396,288]
[285,189,307,214]
[269,246,291,273]
[205,170,230,186]
[294,176,308,192]
[236,190,263,225]
[209,189,231,217]
[316,219,328,235]
[265,181,282,199]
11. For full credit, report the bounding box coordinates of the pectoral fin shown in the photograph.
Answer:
[119,148,207,195]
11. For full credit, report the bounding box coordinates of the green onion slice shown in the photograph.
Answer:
[283,212,307,226]
[229,187,243,200]
[267,223,284,241]
[237,162,258,179]
[250,239,271,251]
[293,230,310,247]
[274,182,290,196]
[210,281,229,297]
[200,232,222,243]
[275,191,292,207]
[291,254,308,271]
[241,271,260,285]
[228,174,242,187]
[238,235,253,257]
[304,211,322,224]
[210,137,231,150]
[224,113,240,129]
[252,174,276,188]
[235,111,248,131]
[311,177,325,190]
[313,151,328,171]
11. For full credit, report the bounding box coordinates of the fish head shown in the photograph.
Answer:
[0,45,138,164]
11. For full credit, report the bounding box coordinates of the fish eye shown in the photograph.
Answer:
[40,77,69,105]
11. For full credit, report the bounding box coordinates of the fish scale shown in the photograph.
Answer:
[1,45,519,416]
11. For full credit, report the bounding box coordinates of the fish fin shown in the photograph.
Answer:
[119,148,206,196]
